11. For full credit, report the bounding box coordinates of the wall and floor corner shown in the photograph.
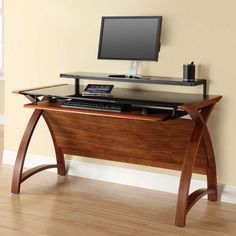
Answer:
[3,1,236,202]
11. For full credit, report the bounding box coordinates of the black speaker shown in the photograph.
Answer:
[183,62,195,82]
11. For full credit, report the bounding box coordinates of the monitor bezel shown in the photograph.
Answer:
[97,16,163,61]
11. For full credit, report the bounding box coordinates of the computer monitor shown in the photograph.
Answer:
[97,16,162,77]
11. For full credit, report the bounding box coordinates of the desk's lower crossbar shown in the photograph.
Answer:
[186,188,217,214]
[21,164,58,183]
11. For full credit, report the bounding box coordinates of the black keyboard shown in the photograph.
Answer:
[62,100,131,113]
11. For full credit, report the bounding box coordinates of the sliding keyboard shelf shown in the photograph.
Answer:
[24,100,187,122]
[60,71,207,96]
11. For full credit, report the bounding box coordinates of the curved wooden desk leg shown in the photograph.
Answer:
[175,122,204,226]
[203,128,217,201]
[11,95,67,194]
[43,113,66,176]
[11,109,43,194]
[175,104,215,227]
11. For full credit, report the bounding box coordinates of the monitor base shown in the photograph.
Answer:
[108,74,141,79]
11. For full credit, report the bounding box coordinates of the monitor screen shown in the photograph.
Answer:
[98,16,162,61]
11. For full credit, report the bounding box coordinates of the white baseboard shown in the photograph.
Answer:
[2,150,236,204]
[0,114,4,125]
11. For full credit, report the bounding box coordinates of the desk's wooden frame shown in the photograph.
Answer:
[11,95,221,227]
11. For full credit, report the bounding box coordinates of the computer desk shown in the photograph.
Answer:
[11,83,222,227]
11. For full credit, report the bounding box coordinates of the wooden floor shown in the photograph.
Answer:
[0,126,236,235]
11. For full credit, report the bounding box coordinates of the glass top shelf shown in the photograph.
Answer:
[60,71,206,87]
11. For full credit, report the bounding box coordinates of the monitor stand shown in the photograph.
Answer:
[108,61,140,79]
[127,61,140,77]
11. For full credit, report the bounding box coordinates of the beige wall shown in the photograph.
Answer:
[0,80,4,114]
[4,0,236,185]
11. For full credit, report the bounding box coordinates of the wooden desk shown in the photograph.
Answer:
[11,85,221,227]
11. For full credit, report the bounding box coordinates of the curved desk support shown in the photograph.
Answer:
[175,102,217,226]
[11,97,66,194]
[11,93,221,227]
